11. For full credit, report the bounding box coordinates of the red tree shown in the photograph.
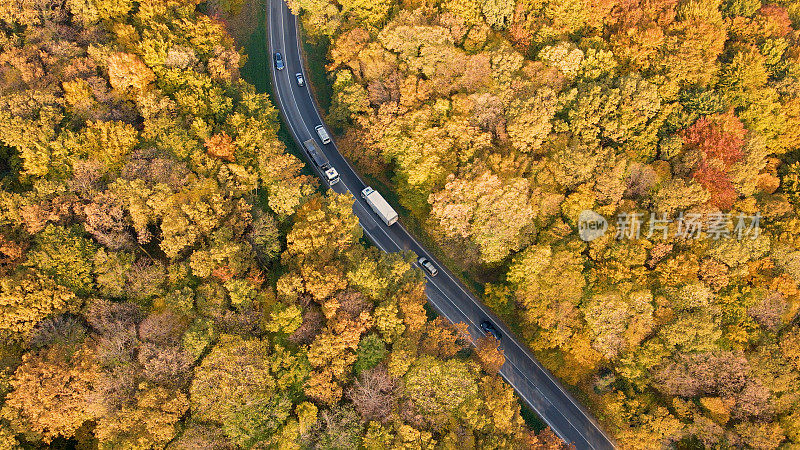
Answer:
[684,111,747,209]
[683,111,746,167]
[693,164,738,210]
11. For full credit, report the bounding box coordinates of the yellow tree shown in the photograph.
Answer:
[474,335,505,375]
[661,0,727,87]
[428,171,536,264]
[506,244,587,350]
[69,120,139,170]
[2,344,101,442]
[108,52,156,94]
[339,0,392,28]
[285,194,362,263]
[93,386,189,449]
[0,270,80,339]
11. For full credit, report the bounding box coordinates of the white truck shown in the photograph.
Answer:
[302,139,340,186]
[361,186,398,226]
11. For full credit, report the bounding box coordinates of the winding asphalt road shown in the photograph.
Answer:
[267,1,615,447]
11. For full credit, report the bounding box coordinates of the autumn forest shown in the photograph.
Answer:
[0,0,799,447]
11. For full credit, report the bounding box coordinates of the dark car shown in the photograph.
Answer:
[417,256,438,276]
[274,52,284,70]
[480,321,501,341]
[295,73,305,86]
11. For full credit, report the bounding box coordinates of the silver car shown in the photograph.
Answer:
[417,256,438,276]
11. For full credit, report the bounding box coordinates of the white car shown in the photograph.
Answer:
[295,73,305,86]
[315,125,331,144]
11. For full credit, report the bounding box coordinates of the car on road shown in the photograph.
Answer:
[295,73,305,86]
[274,52,284,70]
[417,256,438,276]
[480,320,502,341]
[315,125,331,144]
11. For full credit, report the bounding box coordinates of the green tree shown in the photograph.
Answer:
[190,335,310,447]
[26,225,98,296]
[354,333,388,374]
[403,356,479,425]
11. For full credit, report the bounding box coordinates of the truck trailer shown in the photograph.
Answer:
[361,186,399,226]
[302,139,340,186]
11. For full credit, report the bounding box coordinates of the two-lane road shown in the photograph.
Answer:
[267,1,615,447]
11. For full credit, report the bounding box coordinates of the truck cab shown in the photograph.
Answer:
[323,167,340,186]
[360,186,376,199]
